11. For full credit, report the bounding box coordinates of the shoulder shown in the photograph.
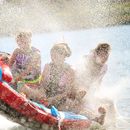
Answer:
[31,47,41,58]
[14,48,20,52]
[31,47,41,53]
[12,48,21,55]
[64,63,71,68]
[64,63,74,72]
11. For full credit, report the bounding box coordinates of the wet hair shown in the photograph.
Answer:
[16,31,32,39]
[51,43,71,57]
[0,52,10,65]
[95,43,111,55]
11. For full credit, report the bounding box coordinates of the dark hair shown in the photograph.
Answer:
[16,31,32,39]
[51,43,71,57]
[95,43,111,55]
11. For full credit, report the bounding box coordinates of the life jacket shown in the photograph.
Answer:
[0,61,13,83]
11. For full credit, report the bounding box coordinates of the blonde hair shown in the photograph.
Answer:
[51,43,71,57]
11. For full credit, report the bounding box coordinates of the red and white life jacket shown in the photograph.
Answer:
[0,61,13,83]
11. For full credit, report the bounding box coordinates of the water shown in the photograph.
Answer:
[0,25,130,130]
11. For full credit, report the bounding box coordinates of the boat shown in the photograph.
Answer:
[0,52,91,130]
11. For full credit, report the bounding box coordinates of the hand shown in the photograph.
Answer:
[98,107,106,115]
[76,90,87,100]
[48,97,57,105]
[48,94,64,105]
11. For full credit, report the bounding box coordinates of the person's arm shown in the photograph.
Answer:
[40,64,50,86]
[9,49,19,67]
[31,50,41,75]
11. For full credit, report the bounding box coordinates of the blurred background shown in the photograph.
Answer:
[0,0,130,35]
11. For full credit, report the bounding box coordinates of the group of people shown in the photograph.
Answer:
[6,31,111,126]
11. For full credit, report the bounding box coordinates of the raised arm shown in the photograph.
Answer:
[40,64,50,86]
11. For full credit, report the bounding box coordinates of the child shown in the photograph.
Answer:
[9,31,41,83]
[79,43,111,90]
[40,43,76,109]
[78,43,112,125]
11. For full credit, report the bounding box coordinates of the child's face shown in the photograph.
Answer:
[51,51,65,65]
[96,51,109,65]
[16,36,31,50]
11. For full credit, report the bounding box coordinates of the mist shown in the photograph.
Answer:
[0,0,130,130]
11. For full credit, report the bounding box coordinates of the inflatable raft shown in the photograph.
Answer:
[0,53,91,130]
